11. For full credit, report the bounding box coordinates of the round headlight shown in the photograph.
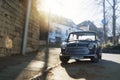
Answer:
[61,42,67,49]
[88,43,94,49]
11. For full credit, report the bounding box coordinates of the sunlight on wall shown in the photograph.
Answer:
[5,36,12,49]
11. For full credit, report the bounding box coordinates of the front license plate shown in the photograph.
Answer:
[71,56,83,59]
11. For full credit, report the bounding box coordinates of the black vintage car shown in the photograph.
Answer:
[60,31,102,63]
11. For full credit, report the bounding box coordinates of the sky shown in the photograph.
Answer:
[37,0,103,27]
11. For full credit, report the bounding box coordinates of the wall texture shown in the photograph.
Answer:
[0,0,47,57]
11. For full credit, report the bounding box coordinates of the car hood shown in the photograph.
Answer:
[67,41,95,47]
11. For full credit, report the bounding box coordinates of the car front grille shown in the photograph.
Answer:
[67,43,88,47]
[65,47,89,54]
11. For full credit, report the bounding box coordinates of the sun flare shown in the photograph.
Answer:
[37,0,82,19]
[37,0,102,25]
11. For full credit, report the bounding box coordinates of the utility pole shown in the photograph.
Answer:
[103,0,107,43]
[112,0,116,45]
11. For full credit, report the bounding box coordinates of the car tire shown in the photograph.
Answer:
[99,54,102,60]
[59,55,69,63]
[91,54,99,63]
[98,49,102,60]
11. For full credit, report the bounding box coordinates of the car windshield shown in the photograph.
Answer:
[68,32,96,41]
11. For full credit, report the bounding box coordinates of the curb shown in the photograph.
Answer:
[31,62,61,80]
[103,49,120,53]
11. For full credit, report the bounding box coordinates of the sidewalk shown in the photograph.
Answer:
[0,49,46,80]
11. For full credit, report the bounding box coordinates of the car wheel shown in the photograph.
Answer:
[59,55,69,63]
[99,54,102,60]
[98,49,102,60]
[91,54,99,63]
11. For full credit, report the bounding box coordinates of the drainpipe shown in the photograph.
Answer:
[21,0,32,55]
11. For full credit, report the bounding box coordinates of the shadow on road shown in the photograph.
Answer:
[39,46,50,80]
[0,47,50,80]
[61,59,120,80]
[0,50,43,80]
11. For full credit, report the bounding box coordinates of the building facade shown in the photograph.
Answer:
[49,16,82,44]
[77,20,103,41]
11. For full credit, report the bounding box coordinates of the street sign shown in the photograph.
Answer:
[101,19,107,25]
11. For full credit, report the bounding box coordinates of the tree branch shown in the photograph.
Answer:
[106,0,113,7]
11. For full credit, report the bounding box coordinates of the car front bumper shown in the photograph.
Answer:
[61,47,97,59]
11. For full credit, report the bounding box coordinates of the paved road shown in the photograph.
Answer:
[0,48,61,80]
[42,48,120,80]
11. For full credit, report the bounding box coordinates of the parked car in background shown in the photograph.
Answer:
[60,31,102,63]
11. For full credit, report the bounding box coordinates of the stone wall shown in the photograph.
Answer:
[0,0,47,57]
[27,0,40,52]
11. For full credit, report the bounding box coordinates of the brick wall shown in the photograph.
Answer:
[0,0,47,57]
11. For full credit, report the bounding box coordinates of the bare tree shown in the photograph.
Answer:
[96,0,120,45]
